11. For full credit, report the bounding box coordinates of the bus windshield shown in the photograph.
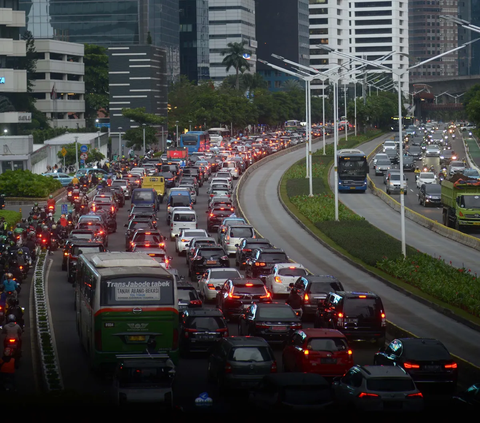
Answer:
[101,276,174,306]
[338,157,368,179]
[181,135,198,146]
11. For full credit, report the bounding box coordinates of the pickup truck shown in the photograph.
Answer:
[441,175,480,231]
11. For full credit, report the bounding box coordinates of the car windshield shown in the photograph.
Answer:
[70,233,94,240]
[112,181,126,187]
[173,213,196,222]
[72,245,103,255]
[367,378,415,392]
[133,233,162,243]
[229,227,254,238]
[260,253,288,262]
[278,268,308,277]
[229,347,272,362]
[129,222,151,230]
[403,342,451,361]
[420,173,435,179]
[133,191,154,202]
[451,161,465,168]
[232,285,266,295]
[177,289,197,302]
[377,160,391,166]
[198,248,224,256]
[425,185,441,195]
[464,169,479,177]
[257,306,296,319]
[183,230,206,238]
[186,316,225,331]
[209,269,241,279]
[309,281,344,294]
[343,298,381,317]
[171,198,190,207]
[307,337,348,351]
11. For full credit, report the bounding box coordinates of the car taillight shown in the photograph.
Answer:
[444,363,457,369]
[337,312,344,326]
[274,276,282,284]
[255,323,270,329]
[224,362,232,374]
[207,284,216,290]
[8,339,16,344]
[243,248,251,252]
[348,349,353,356]
[358,392,379,398]
[304,293,310,303]
[228,292,241,299]
[260,291,271,299]
[407,392,423,398]
[190,299,202,306]
[403,362,420,369]
[381,312,386,327]
[216,328,229,337]
[270,362,277,373]
[255,262,266,267]
[210,213,214,217]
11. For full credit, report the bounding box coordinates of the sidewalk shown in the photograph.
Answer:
[464,137,480,168]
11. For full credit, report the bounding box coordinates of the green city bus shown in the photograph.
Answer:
[75,252,179,371]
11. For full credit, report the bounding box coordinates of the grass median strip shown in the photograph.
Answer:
[280,130,480,324]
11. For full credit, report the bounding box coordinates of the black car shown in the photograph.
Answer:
[293,275,345,319]
[235,238,273,270]
[66,241,105,283]
[177,281,202,313]
[402,155,415,171]
[159,171,176,188]
[110,186,125,207]
[440,149,457,166]
[384,149,398,164]
[408,145,422,160]
[314,291,386,344]
[90,202,117,233]
[216,278,272,321]
[418,183,442,207]
[374,338,458,394]
[244,248,289,280]
[238,302,302,344]
[179,308,228,355]
[188,246,229,280]
[207,207,236,232]
[124,218,155,250]
[127,229,165,252]
[182,167,203,186]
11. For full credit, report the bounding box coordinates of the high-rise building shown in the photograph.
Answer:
[409,0,458,82]
[208,0,256,84]
[459,0,480,76]
[309,0,409,96]
[32,39,85,129]
[0,0,28,126]
[179,0,210,84]
[19,0,180,83]
[256,0,310,91]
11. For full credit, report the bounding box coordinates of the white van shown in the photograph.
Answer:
[222,161,239,179]
[170,209,197,240]
[221,225,255,256]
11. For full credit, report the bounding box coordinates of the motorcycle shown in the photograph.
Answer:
[5,338,21,368]
[46,204,56,215]
[50,237,58,252]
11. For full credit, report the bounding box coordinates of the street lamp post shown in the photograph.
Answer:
[344,83,348,141]
[97,131,101,151]
[435,91,450,104]
[189,120,192,132]
[118,127,122,159]
[74,135,79,171]
[142,123,146,157]
[175,121,179,147]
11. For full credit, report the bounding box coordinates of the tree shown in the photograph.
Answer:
[281,79,303,92]
[121,108,165,150]
[84,44,109,127]
[221,41,251,90]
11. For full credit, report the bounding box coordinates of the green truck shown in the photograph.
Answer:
[441,176,480,231]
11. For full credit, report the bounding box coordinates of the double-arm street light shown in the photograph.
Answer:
[435,91,451,104]
[319,40,479,256]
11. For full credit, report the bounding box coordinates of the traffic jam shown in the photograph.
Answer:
[49,130,470,413]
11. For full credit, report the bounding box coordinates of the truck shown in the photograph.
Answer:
[166,147,188,166]
[441,175,480,231]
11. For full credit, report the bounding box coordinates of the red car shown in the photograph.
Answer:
[282,328,353,378]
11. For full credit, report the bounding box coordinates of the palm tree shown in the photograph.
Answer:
[282,79,302,92]
[221,41,251,90]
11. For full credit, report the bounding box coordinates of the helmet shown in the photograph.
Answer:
[6,314,16,324]
[61,214,66,219]
[17,250,23,255]
[7,231,12,237]
[34,202,38,207]
[21,218,26,223]
[52,225,57,230]
[16,223,21,228]
[49,195,53,199]
[43,225,48,231]
[6,273,13,280]
[48,213,53,218]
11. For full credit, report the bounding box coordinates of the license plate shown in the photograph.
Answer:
[424,365,441,371]
[384,402,402,410]
[473,222,480,226]
[346,318,358,324]
[350,187,356,190]
[128,335,146,341]
[321,358,337,364]
[206,260,217,265]
[271,326,287,331]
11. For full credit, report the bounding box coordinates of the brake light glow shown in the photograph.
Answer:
[358,392,379,398]
[270,362,277,373]
[444,363,457,369]
[381,312,386,327]
[8,338,16,343]
[404,363,420,369]
[274,276,282,284]
[228,292,241,299]
[207,284,216,290]
[407,392,423,398]
[359,295,367,298]
[348,349,353,355]
[337,312,344,327]
[255,262,266,267]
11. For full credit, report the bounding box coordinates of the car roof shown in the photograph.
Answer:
[303,275,340,283]
[357,365,409,378]
[231,278,263,285]
[275,263,304,268]
[335,291,379,298]
[261,373,329,387]
[256,248,286,253]
[300,328,346,338]
[223,336,269,346]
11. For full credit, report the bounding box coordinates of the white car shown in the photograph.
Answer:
[382,141,396,153]
[425,145,440,157]
[198,267,242,302]
[373,153,389,167]
[264,263,308,297]
[175,228,208,255]
[416,172,437,188]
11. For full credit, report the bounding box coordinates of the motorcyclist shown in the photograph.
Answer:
[41,225,51,250]
[2,274,19,299]
[24,234,36,262]
[285,287,303,310]
[0,347,16,386]
[31,202,41,215]
[2,314,22,352]
[71,175,80,185]
[6,299,23,330]
[59,214,68,228]
[47,195,56,212]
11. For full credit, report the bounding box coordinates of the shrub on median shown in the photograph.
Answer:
[0,170,62,197]
[0,210,22,229]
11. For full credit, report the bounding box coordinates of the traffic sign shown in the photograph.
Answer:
[80,153,88,160]
[80,145,88,153]
[61,147,67,157]
[80,159,85,164]
[61,204,68,215]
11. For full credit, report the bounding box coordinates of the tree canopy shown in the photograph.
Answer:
[221,41,252,91]
[84,44,109,127]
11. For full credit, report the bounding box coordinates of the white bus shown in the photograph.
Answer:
[207,127,229,145]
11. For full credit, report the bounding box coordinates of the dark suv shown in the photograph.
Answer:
[179,308,228,355]
[66,241,105,283]
[244,248,289,281]
[177,281,202,313]
[293,275,345,319]
[235,238,273,270]
[314,291,386,344]
[207,207,236,232]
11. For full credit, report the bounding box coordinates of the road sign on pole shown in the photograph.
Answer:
[80,145,88,153]
[80,153,88,160]
[61,147,67,157]
[61,204,68,215]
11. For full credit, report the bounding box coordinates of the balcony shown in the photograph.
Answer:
[35,99,85,114]
[0,69,27,93]
[32,80,85,95]
[0,39,26,57]
[0,9,26,27]
[36,60,84,75]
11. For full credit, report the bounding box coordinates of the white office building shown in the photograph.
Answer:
[208,0,257,83]
[309,0,409,96]
[31,40,85,129]
[0,0,28,126]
